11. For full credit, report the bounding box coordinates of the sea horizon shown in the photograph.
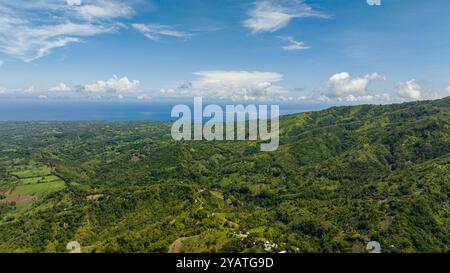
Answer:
[0,99,336,121]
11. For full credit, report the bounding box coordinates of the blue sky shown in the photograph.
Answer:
[0,0,449,103]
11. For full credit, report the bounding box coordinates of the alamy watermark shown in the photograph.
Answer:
[171,97,279,152]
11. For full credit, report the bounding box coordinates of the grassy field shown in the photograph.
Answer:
[7,181,65,198]
[11,165,52,179]
[1,162,66,213]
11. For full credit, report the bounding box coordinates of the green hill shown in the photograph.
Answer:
[0,97,449,253]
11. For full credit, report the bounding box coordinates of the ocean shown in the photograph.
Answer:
[0,100,333,121]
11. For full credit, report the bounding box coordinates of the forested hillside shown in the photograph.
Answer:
[0,97,449,253]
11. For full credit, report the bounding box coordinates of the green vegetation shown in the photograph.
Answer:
[0,97,449,253]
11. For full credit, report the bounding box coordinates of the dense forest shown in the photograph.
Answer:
[0,97,449,253]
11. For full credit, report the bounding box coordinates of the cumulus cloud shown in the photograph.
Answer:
[280,36,309,51]
[446,86,450,95]
[50,83,71,92]
[0,0,133,62]
[322,72,385,99]
[84,75,140,93]
[396,80,422,100]
[193,70,285,101]
[243,0,328,33]
[132,24,191,41]
[0,75,141,99]
[158,71,290,101]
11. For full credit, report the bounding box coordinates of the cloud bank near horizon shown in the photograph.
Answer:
[1,70,448,104]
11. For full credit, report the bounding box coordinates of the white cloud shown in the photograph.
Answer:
[446,86,450,94]
[137,94,152,101]
[159,70,289,101]
[132,24,191,41]
[67,0,82,7]
[193,71,284,100]
[77,1,133,20]
[396,80,422,100]
[337,93,392,103]
[50,83,71,92]
[322,72,385,98]
[84,75,140,93]
[25,85,35,93]
[243,0,328,33]
[280,36,309,51]
[0,60,3,67]
[0,1,132,62]
[160,88,177,95]
[84,81,106,93]
[195,71,283,84]
[317,92,393,103]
